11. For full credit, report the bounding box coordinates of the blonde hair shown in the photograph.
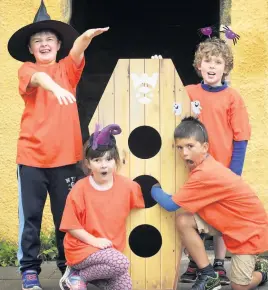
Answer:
[193,37,233,79]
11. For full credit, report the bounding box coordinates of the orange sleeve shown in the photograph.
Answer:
[229,90,251,141]
[172,171,222,213]
[185,85,195,101]
[60,183,85,232]
[18,62,38,98]
[62,54,85,89]
[130,181,145,209]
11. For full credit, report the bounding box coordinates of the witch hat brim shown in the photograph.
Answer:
[8,20,79,62]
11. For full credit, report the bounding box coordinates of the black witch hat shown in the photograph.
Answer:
[8,0,79,62]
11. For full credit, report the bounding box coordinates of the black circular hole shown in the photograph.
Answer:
[129,224,162,258]
[133,175,159,208]
[128,126,161,159]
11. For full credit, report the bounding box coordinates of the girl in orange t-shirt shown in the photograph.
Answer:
[59,124,145,290]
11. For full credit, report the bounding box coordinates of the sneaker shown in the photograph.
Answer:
[213,263,230,285]
[180,265,198,283]
[255,258,268,285]
[59,266,72,290]
[191,272,221,290]
[65,271,87,290]
[22,270,42,290]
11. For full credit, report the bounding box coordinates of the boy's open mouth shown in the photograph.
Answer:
[40,49,51,54]
[101,172,108,176]
[185,159,194,165]
[208,72,216,76]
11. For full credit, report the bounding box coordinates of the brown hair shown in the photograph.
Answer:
[85,145,121,168]
[193,37,233,79]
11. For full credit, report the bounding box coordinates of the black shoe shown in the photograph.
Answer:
[180,265,198,283]
[213,265,230,285]
[255,258,268,285]
[191,273,221,290]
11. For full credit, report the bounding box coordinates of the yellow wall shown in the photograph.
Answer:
[0,0,268,242]
[230,0,268,211]
[0,0,69,242]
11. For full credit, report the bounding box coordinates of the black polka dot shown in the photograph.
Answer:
[129,224,162,258]
[133,175,159,208]
[128,126,161,159]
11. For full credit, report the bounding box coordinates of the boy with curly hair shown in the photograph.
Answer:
[181,37,251,285]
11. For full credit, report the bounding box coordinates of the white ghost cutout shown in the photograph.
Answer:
[130,73,159,104]
[173,103,182,116]
[191,100,202,115]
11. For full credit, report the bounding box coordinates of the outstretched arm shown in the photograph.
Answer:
[30,72,75,105]
[151,184,180,212]
[70,27,109,66]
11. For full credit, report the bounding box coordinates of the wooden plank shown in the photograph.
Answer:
[174,63,192,290]
[129,59,146,290]
[174,68,191,122]
[144,59,161,289]
[88,107,99,136]
[159,59,176,289]
[114,59,131,262]
[98,71,115,126]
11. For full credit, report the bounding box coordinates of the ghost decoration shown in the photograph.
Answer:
[191,100,202,116]
[173,102,182,116]
[130,73,159,104]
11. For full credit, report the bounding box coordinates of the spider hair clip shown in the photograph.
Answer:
[220,25,240,45]
[198,26,217,38]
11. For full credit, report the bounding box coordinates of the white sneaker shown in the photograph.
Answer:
[59,266,72,290]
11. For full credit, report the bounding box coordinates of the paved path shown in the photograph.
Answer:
[1,255,266,289]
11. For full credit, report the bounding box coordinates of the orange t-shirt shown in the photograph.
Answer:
[17,54,85,168]
[60,174,145,265]
[172,155,268,255]
[186,84,251,167]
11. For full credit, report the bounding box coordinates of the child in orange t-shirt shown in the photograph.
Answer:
[59,124,145,290]
[7,2,109,289]
[182,37,251,285]
[151,117,268,290]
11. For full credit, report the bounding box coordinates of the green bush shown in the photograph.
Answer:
[0,241,19,267]
[38,231,58,261]
[0,231,58,267]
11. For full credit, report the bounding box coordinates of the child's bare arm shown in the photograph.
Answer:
[69,228,112,250]
[30,72,75,105]
[70,27,109,66]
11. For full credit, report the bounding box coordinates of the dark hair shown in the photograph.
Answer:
[85,145,121,166]
[28,29,61,45]
[174,116,208,143]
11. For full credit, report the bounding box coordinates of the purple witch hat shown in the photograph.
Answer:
[89,124,122,151]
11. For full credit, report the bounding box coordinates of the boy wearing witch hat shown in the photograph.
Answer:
[8,1,108,289]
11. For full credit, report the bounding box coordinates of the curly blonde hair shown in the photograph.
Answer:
[193,37,234,79]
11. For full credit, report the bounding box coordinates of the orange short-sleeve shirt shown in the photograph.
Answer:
[172,155,268,255]
[17,54,85,167]
[186,84,251,167]
[60,174,145,265]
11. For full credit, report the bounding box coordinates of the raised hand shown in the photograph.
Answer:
[84,27,109,40]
